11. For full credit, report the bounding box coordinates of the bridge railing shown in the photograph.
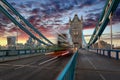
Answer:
[0,48,54,62]
[0,49,49,57]
[57,51,78,80]
[89,48,120,60]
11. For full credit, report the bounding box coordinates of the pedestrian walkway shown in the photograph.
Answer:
[75,49,120,80]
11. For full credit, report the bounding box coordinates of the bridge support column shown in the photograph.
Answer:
[109,13,113,49]
[99,49,101,54]
[107,51,111,58]
[97,49,98,54]
[103,50,105,56]
[116,51,119,60]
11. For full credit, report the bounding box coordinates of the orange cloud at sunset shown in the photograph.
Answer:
[0,37,7,46]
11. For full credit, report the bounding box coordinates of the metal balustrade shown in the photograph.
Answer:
[89,48,120,60]
[0,49,54,57]
[0,49,54,62]
[57,51,78,80]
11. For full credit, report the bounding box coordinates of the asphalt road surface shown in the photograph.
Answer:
[75,49,120,80]
[0,53,72,80]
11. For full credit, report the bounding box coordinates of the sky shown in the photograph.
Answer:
[0,0,120,46]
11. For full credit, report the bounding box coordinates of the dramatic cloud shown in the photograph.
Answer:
[112,7,120,24]
[83,12,101,29]
[0,0,120,45]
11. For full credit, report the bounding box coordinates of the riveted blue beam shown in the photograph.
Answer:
[88,0,120,46]
[91,0,120,45]
[88,0,110,45]
[0,5,49,46]
[92,18,109,44]
[1,0,54,45]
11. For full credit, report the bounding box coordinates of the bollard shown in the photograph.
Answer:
[107,51,111,58]
[97,49,98,54]
[116,51,119,60]
[99,49,101,54]
[103,50,105,56]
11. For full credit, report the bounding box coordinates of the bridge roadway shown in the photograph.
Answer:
[75,49,120,80]
[0,52,72,80]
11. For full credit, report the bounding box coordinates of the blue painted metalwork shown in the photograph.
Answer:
[116,51,119,60]
[88,0,120,46]
[89,48,120,60]
[88,0,109,45]
[57,51,78,80]
[107,51,111,58]
[0,5,49,46]
[0,49,53,62]
[1,0,54,45]
[0,48,53,57]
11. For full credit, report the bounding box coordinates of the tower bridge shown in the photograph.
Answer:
[0,0,120,80]
[69,14,83,49]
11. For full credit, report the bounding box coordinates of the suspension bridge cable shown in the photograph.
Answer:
[88,0,120,47]
[0,5,49,46]
[1,0,54,45]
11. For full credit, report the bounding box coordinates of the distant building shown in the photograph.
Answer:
[7,36,16,49]
[26,37,33,44]
[25,37,35,49]
[69,14,83,49]
[92,40,114,49]
[57,34,69,47]
[16,43,24,49]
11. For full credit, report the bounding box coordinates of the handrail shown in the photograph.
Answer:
[57,51,78,80]
[0,49,52,57]
[89,48,120,60]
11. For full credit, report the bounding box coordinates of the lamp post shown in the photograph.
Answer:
[109,13,113,49]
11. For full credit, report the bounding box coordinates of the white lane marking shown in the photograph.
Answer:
[87,57,96,69]
[0,64,10,66]
[38,57,58,65]
[45,52,54,55]
[14,65,30,70]
[86,56,106,80]
[14,56,46,70]
[0,57,58,70]
[0,64,30,70]
[14,65,37,70]
[100,74,106,80]
[15,57,58,69]
[14,66,25,70]
[15,57,59,70]
[27,56,46,65]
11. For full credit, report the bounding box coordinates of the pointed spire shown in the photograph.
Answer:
[72,14,80,21]
[81,15,83,21]
[74,14,79,19]
[69,17,71,22]
[75,14,78,16]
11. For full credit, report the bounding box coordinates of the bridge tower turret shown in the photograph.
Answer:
[69,14,83,49]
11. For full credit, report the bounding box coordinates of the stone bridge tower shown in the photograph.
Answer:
[69,14,83,49]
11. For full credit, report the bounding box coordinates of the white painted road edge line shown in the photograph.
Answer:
[45,52,54,55]
[14,65,37,70]
[14,66,25,70]
[38,57,58,65]
[0,57,58,70]
[15,57,58,70]
[0,64,10,66]
[86,56,106,80]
